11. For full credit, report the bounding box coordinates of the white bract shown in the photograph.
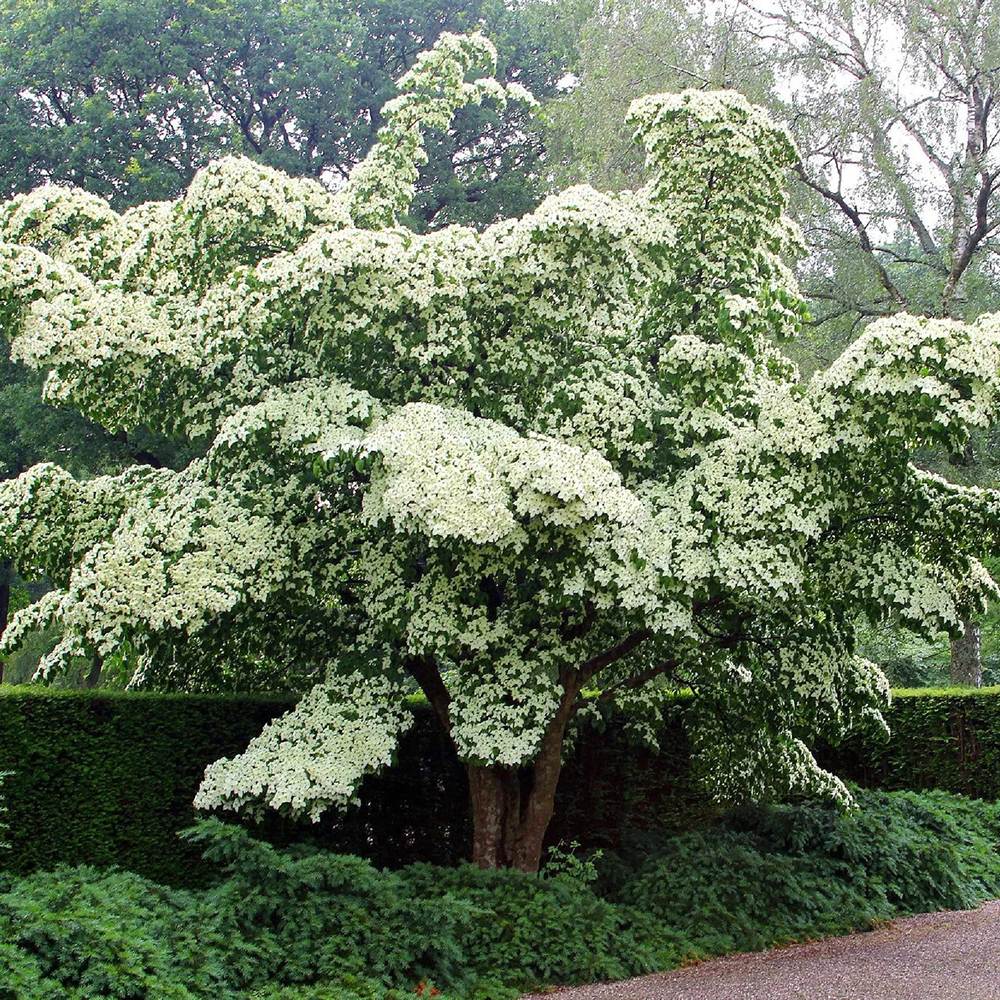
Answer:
[2,33,1000,830]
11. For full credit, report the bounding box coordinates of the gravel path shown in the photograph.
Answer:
[522,901,1000,1000]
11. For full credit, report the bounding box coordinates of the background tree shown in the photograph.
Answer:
[3,33,1000,869]
[0,0,581,228]
[755,0,1000,684]
[545,0,775,191]
[758,0,1000,325]
[549,0,1000,685]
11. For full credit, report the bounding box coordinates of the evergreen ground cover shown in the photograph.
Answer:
[1,787,998,999]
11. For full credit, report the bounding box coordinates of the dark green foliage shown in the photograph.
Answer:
[0,789,998,999]
[396,862,658,986]
[182,818,650,993]
[0,866,228,999]
[820,687,1000,801]
[0,687,297,883]
[4,685,1000,884]
[182,820,475,989]
[0,0,575,224]
[612,788,1000,964]
[550,698,712,849]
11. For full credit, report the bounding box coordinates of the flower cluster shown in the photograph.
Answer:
[195,671,412,820]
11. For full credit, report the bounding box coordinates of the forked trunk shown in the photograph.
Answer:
[467,686,575,873]
[410,654,583,873]
[467,757,563,873]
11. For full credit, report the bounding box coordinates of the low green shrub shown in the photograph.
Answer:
[0,867,230,999]
[395,862,657,987]
[181,819,650,994]
[184,821,477,991]
[611,787,1000,963]
[0,788,997,999]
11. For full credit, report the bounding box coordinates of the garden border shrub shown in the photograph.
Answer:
[818,685,1000,800]
[1,684,998,883]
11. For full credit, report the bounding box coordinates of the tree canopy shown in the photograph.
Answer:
[0,0,581,610]
[2,31,1000,870]
[547,0,1000,684]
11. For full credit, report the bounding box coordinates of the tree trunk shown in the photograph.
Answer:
[468,764,521,869]
[950,618,982,687]
[84,654,103,689]
[511,703,571,873]
[409,654,589,873]
[467,753,565,873]
[467,675,580,873]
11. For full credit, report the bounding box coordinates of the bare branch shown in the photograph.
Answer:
[796,163,909,310]
[596,659,678,701]
[578,628,652,683]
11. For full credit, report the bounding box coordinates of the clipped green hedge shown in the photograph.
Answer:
[0,688,296,883]
[819,686,1000,800]
[1,684,999,883]
[0,686,485,884]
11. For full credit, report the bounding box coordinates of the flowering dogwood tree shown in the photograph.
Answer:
[2,32,1000,871]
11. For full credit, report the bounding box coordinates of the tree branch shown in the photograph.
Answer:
[796,163,909,310]
[406,655,451,733]
[578,628,652,683]
[596,659,678,701]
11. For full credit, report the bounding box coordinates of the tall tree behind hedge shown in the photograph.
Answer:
[0,0,580,228]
